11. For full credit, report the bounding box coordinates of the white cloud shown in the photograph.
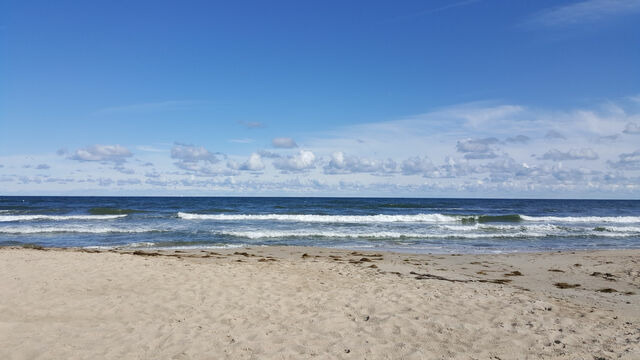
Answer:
[545,130,566,140]
[456,137,500,159]
[171,143,219,164]
[505,135,530,144]
[273,150,317,172]
[623,122,640,134]
[541,148,599,161]
[229,138,254,144]
[608,150,640,169]
[272,137,298,149]
[524,0,640,28]
[69,144,132,163]
[228,153,265,171]
[324,152,396,174]
[117,178,142,186]
[401,156,435,175]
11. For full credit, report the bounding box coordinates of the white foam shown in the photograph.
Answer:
[178,212,459,223]
[441,224,566,232]
[218,230,550,239]
[520,215,640,223]
[597,226,640,233]
[0,226,156,234]
[0,214,127,222]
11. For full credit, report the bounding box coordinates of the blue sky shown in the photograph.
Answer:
[1,0,640,197]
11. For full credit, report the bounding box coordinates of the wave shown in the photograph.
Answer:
[0,214,127,222]
[520,215,640,223]
[178,212,460,223]
[220,229,640,239]
[178,212,640,224]
[218,230,549,239]
[0,226,160,234]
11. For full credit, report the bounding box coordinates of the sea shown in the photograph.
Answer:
[1,196,639,254]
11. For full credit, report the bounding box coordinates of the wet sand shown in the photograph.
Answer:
[0,246,638,359]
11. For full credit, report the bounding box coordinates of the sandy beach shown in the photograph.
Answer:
[0,246,638,359]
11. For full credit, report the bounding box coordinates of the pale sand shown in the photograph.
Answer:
[0,247,638,359]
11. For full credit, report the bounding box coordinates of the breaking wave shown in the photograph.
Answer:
[0,214,128,222]
[179,212,640,224]
[0,226,160,234]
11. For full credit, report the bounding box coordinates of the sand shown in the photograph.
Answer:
[0,246,638,359]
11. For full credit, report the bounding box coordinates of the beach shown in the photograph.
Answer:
[1,246,638,359]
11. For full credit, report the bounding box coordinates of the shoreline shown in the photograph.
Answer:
[1,246,638,358]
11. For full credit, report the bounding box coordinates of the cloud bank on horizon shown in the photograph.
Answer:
[1,0,639,197]
[2,97,640,197]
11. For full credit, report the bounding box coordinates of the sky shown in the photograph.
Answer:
[1,0,640,198]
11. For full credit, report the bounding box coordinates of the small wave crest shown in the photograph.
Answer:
[520,215,640,223]
[0,214,127,222]
[0,226,160,234]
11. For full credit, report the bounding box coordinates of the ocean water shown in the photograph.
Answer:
[1,196,639,253]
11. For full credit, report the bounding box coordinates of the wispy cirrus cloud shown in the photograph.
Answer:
[385,0,480,23]
[524,0,640,28]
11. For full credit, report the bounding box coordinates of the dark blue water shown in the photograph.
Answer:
[1,196,639,253]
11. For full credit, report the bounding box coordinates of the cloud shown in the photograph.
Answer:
[69,144,133,163]
[401,156,435,175]
[114,165,135,175]
[35,164,50,170]
[272,137,298,149]
[116,178,142,186]
[229,138,254,144]
[608,149,640,169]
[97,178,114,187]
[385,0,479,22]
[228,153,265,171]
[324,152,396,174]
[623,122,640,134]
[273,150,317,172]
[170,143,226,176]
[456,137,500,159]
[482,157,540,181]
[505,135,530,144]
[545,130,566,140]
[258,150,282,159]
[541,148,599,161]
[171,143,219,164]
[239,121,264,129]
[524,0,640,28]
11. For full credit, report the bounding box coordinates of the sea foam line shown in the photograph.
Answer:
[218,230,553,239]
[0,214,127,222]
[520,215,640,223]
[178,212,640,224]
[178,212,460,223]
[0,226,160,234]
